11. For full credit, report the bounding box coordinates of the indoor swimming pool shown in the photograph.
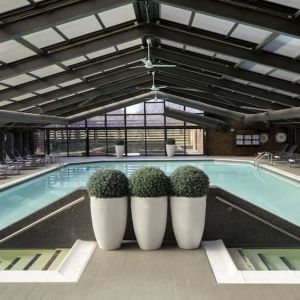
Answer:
[0,160,299,230]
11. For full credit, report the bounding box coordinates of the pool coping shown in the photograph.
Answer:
[203,239,300,284]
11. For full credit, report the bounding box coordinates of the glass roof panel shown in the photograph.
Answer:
[269,69,300,82]
[87,46,116,59]
[264,35,300,58]
[57,94,76,100]
[249,82,273,91]
[0,0,30,14]
[0,40,36,63]
[30,64,65,77]
[12,93,35,101]
[160,39,184,49]
[23,28,65,48]
[185,45,215,57]
[239,61,274,75]
[274,89,299,97]
[77,88,95,94]
[1,74,36,86]
[35,86,60,94]
[160,4,192,25]
[98,4,136,28]
[56,15,102,39]
[214,53,241,64]
[116,39,142,50]
[84,71,102,79]
[19,106,36,111]
[230,24,272,44]
[223,76,249,85]
[59,78,82,87]
[0,100,13,107]
[192,13,235,35]
[265,0,300,9]
[62,56,87,66]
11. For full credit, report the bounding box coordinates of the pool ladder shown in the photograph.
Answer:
[254,151,273,168]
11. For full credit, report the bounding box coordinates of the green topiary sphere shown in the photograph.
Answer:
[115,139,125,146]
[129,167,170,197]
[169,165,209,197]
[166,138,176,145]
[87,169,129,198]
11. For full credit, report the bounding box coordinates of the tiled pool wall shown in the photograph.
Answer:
[1,186,299,249]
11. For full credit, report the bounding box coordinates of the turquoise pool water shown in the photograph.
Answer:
[0,161,299,230]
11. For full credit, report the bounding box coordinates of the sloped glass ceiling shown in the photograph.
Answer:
[0,0,300,115]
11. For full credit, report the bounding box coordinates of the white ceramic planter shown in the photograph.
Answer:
[115,145,124,158]
[166,144,176,158]
[131,196,168,250]
[170,196,206,249]
[90,196,127,250]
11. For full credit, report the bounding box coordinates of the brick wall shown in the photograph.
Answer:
[205,124,287,156]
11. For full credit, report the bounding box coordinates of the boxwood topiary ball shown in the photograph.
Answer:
[166,138,176,145]
[87,169,129,198]
[170,165,209,197]
[115,139,125,146]
[129,167,170,197]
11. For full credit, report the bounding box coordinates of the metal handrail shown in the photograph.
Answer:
[0,197,85,244]
[254,151,273,167]
[216,196,300,242]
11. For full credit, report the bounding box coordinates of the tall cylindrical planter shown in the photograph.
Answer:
[131,196,168,250]
[171,196,206,249]
[90,196,127,250]
[166,144,176,158]
[115,145,124,158]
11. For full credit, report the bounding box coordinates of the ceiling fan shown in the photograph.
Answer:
[133,71,213,93]
[130,38,177,69]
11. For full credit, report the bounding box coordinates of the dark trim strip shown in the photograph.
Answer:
[42,250,62,270]
[23,253,41,270]
[5,257,21,270]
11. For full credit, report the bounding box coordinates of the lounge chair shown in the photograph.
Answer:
[0,168,6,179]
[273,143,290,155]
[0,163,20,175]
[273,145,298,163]
[4,151,35,169]
[257,144,289,157]
[288,156,300,167]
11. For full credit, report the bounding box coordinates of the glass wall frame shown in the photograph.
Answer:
[44,100,204,156]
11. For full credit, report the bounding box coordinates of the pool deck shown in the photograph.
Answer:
[0,156,300,299]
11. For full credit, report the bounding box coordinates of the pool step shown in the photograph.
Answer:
[0,249,68,271]
[229,248,300,271]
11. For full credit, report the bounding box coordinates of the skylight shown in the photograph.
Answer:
[0,0,30,14]
[160,4,192,25]
[264,35,300,58]
[23,28,65,48]
[56,15,102,39]
[1,74,36,86]
[0,40,36,63]
[192,13,235,35]
[116,39,142,51]
[87,47,116,59]
[30,64,65,78]
[98,4,136,28]
[230,24,272,44]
